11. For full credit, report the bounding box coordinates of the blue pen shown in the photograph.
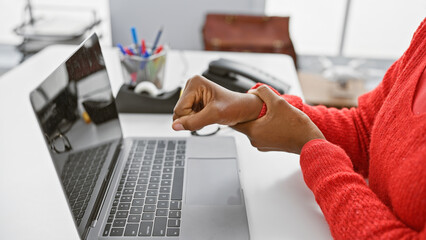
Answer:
[151,27,163,53]
[117,44,126,55]
[139,51,150,70]
[131,27,139,54]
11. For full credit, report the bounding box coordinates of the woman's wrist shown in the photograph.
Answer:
[236,93,263,124]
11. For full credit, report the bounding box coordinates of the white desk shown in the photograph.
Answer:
[0,45,331,240]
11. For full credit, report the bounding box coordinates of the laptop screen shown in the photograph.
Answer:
[29,33,122,236]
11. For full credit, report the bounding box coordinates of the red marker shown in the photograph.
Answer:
[141,39,146,55]
[154,45,163,55]
[124,47,134,56]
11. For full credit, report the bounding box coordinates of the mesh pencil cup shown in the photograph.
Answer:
[120,44,168,89]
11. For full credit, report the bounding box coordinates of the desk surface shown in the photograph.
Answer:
[0,45,331,240]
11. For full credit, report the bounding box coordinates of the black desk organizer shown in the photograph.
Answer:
[115,85,181,113]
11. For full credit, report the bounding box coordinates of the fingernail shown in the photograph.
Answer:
[173,123,185,131]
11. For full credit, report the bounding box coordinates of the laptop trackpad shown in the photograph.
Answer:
[185,159,242,205]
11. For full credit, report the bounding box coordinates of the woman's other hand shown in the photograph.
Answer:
[233,85,325,154]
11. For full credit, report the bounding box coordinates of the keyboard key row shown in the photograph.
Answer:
[106,218,181,236]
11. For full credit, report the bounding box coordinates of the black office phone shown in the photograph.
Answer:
[202,58,291,94]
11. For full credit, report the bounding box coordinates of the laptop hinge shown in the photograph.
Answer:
[83,140,123,238]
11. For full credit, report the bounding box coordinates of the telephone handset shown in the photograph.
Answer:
[202,58,291,94]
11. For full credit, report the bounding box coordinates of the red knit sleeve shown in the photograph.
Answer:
[250,59,401,177]
[250,18,426,239]
[300,139,426,239]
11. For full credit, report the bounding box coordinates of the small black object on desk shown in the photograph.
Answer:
[115,85,181,114]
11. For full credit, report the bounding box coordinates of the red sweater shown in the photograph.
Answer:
[259,19,426,239]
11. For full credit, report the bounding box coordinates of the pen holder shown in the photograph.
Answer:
[120,44,168,88]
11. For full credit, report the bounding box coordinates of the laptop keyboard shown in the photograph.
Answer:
[103,139,186,237]
[62,142,112,226]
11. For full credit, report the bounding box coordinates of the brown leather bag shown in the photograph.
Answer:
[203,13,298,68]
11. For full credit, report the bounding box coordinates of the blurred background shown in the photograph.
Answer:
[0,0,424,106]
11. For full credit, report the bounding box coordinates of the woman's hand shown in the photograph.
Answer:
[233,85,325,154]
[172,75,263,131]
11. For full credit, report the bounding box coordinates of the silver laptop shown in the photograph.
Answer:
[29,33,249,240]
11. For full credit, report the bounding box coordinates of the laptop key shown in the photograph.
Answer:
[132,199,144,206]
[145,196,157,204]
[169,210,181,218]
[110,228,124,236]
[136,184,147,192]
[116,211,129,218]
[156,209,168,216]
[147,190,158,196]
[137,178,148,184]
[167,228,180,236]
[152,165,162,171]
[142,161,151,166]
[141,166,150,171]
[159,194,169,200]
[162,174,172,179]
[123,188,134,195]
[121,196,131,202]
[102,224,111,236]
[167,141,176,150]
[138,221,153,236]
[160,187,171,193]
[143,205,156,212]
[130,207,143,214]
[131,163,141,169]
[171,168,184,200]
[170,200,182,210]
[118,203,130,210]
[153,160,163,165]
[153,217,167,236]
[161,180,171,186]
[134,191,145,198]
[124,224,139,236]
[142,212,154,220]
[175,160,185,167]
[127,175,137,181]
[168,219,181,227]
[110,207,117,215]
[113,219,126,227]
[150,176,160,183]
[128,214,141,222]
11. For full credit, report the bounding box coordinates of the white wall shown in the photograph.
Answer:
[109,0,266,50]
[344,0,425,58]
[266,0,426,59]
